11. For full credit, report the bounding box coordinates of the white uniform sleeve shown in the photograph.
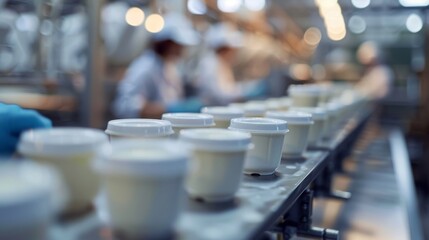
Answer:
[113,56,153,118]
[196,55,240,105]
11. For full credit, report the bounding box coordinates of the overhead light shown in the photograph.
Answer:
[244,0,266,11]
[348,15,366,34]
[327,30,346,41]
[303,27,322,46]
[188,0,207,15]
[125,7,145,27]
[399,0,429,7]
[145,14,164,33]
[351,0,370,9]
[406,13,423,33]
[315,0,346,41]
[218,0,242,13]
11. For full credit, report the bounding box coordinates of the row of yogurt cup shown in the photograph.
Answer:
[1,86,369,239]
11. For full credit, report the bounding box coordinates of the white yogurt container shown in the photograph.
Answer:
[323,102,343,136]
[264,99,283,111]
[243,103,266,117]
[105,119,174,140]
[277,97,292,111]
[290,107,328,146]
[228,102,246,108]
[94,139,188,240]
[179,128,251,202]
[18,128,108,213]
[229,118,288,175]
[320,105,334,139]
[201,107,244,128]
[162,113,215,137]
[0,161,65,240]
[288,85,322,107]
[265,111,313,157]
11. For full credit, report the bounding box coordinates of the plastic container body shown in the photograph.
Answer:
[282,124,311,157]
[186,150,246,202]
[179,129,251,202]
[95,139,188,239]
[101,174,185,239]
[244,133,285,175]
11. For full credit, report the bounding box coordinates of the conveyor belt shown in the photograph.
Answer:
[51,152,330,240]
[50,111,374,240]
[311,125,423,240]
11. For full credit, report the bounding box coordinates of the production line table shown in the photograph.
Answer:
[53,111,371,240]
[309,109,372,200]
[52,152,330,240]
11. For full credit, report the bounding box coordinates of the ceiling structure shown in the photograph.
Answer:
[277,0,428,47]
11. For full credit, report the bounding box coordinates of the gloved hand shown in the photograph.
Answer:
[244,80,268,100]
[166,98,204,113]
[0,103,52,156]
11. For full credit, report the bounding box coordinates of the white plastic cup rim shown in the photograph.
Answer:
[162,113,215,127]
[201,107,244,120]
[243,103,266,115]
[288,85,324,96]
[179,128,252,152]
[94,139,188,177]
[229,117,289,135]
[289,107,328,120]
[18,127,108,157]
[105,119,174,137]
[265,111,314,125]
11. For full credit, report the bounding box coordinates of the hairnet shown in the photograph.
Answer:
[206,23,243,49]
[152,13,199,46]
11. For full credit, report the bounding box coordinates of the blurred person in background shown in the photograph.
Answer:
[195,23,265,106]
[355,41,393,100]
[0,103,51,156]
[113,13,202,119]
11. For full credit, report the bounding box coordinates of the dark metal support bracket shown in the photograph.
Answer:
[270,189,339,240]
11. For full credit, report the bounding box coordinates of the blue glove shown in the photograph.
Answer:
[166,98,204,113]
[0,103,52,156]
[244,80,268,100]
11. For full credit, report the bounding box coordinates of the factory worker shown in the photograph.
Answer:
[355,41,393,100]
[0,103,52,156]
[113,13,201,119]
[195,23,245,106]
[195,23,267,105]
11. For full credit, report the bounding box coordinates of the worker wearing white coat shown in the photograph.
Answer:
[113,13,201,119]
[196,23,266,105]
[355,41,393,100]
[195,23,246,106]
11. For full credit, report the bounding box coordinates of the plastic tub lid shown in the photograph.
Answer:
[288,85,323,96]
[179,128,251,152]
[201,107,244,120]
[228,102,246,108]
[94,139,188,177]
[247,100,266,105]
[264,100,282,110]
[265,111,313,125]
[229,118,289,135]
[105,119,173,137]
[18,128,108,157]
[290,107,328,120]
[278,97,292,106]
[243,103,266,116]
[0,161,65,227]
[162,113,215,127]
